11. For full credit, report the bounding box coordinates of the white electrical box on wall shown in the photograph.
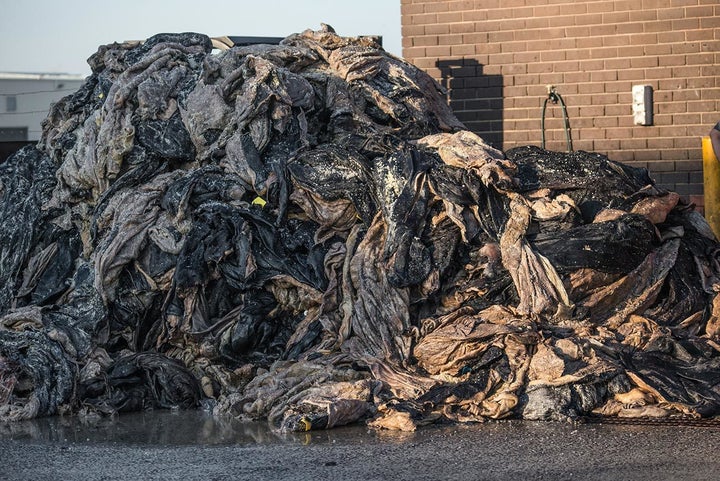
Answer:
[632,85,653,126]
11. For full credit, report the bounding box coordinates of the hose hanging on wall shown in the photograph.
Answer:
[541,85,573,152]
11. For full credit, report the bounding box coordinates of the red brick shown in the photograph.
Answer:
[486,8,514,20]
[603,11,631,23]
[438,34,463,45]
[645,44,673,56]
[487,52,513,64]
[510,6,535,18]
[700,88,720,100]
[657,31,685,43]
[547,15,576,28]
[660,149,691,160]
[565,26,591,37]
[606,150,636,161]
[573,13,604,26]
[617,69,646,80]
[401,3,425,15]
[565,49,590,60]
[613,0,638,12]
[645,20,676,32]
[656,7,684,20]
[462,10,487,22]
[538,72,565,86]
[605,58,632,69]
[616,46,645,57]
[687,77,715,88]
[576,37,603,48]
[539,50,566,62]
[402,24,426,36]
[654,91,673,103]
[411,13,438,25]
[630,9,658,22]
[591,93,619,105]
[413,35,439,46]
[513,51,541,63]
[590,24,617,36]
[437,12,464,23]
[674,137,701,148]
[647,161,675,172]
[621,138,648,150]
[631,56,659,68]
[533,4,563,16]
[587,2,615,13]
[603,35,631,47]
[701,41,720,53]
[686,52,715,65]
[504,130,530,142]
[579,59,606,71]
[425,24,450,34]
[631,33,659,45]
[671,42,700,54]
[564,71,592,83]
[686,5,715,17]
[502,64,528,76]
[552,60,580,72]
[424,1,450,13]
[403,46,427,58]
[590,47,619,59]
[451,44,476,56]
[579,105,605,117]
[659,55,686,66]
[425,46,451,56]
[447,0,475,11]
[672,65,703,77]
[700,16,720,28]
[513,96,542,108]
[488,31,514,43]
[702,112,720,124]
[513,29,544,41]
[634,150,663,161]
[449,22,476,33]
[616,23,645,34]
[546,38,576,50]
[577,82,606,94]
[606,81,634,93]
[579,128,607,140]
[673,18,701,29]
[591,70,619,81]
[524,17,550,29]
[646,66,676,79]
[463,32,488,44]
[660,77,688,89]
[658,102,688,113]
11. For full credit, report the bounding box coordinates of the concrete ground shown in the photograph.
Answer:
[1,411,719,481]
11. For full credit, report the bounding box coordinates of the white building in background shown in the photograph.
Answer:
[0,72,85,141]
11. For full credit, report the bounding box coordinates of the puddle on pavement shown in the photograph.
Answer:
[1,409,678,447]
[0,409,442,446]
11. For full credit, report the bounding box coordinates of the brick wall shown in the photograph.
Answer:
[401,0,720,206]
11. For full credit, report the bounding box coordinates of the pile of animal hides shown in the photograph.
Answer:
[2,26,720,432]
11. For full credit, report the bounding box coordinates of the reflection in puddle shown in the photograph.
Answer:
[0,409,420,446]
[2,411,658,448]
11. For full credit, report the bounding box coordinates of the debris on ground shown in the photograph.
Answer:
[2,25,720,430]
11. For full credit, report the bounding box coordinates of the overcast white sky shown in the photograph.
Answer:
[0,0,401,76]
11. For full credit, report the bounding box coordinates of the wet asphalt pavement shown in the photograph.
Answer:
[1,411,719,481]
